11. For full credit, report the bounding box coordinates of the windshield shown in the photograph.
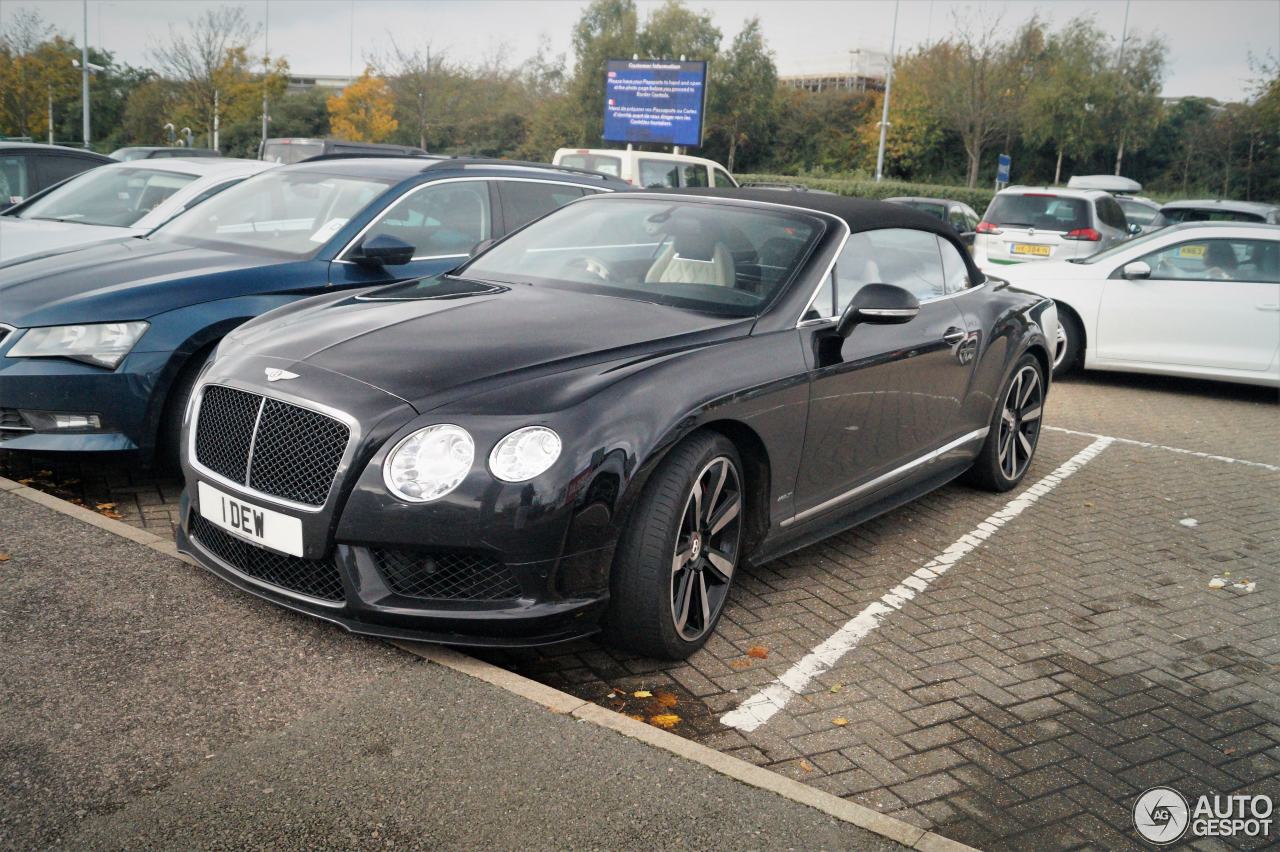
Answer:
[461,198,823,317]
[557,153,621,177]
[1118,199,1157,226]
[1156,206,1265,225]
[984,194,1089,232]
[261,141,325,165]
[18,166,198,227]
[156,169,391,257]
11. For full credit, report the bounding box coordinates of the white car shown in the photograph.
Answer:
[998,222,1280,387]
[552,148,738,189]
[974,186,1133,272]
[0,157,274,263]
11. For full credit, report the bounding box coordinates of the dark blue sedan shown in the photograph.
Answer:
[0,157,624,463]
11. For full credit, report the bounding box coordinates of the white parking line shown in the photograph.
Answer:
[720,436,1114,733]
[1043,426,1279,473]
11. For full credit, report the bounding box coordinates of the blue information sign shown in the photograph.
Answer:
[603,59,708,147]
[997,153,1011,183]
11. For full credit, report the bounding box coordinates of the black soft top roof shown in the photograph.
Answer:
[668,187,960,239]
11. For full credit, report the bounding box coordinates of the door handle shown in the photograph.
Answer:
[943,328,967,345]
[1257,304,1280,312]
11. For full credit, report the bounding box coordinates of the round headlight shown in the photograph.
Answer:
[489,426,562,482]
[383,424,475,502]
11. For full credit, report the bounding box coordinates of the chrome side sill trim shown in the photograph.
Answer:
[782,427,989,527]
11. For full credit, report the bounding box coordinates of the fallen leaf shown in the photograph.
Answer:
[648,713,680,729]
[632,690,652,699]
[729,658,753,670]
[747,645,769,660]
[829,683,844,694]
[798,759,814,774]
[832,717,849,727]
[96,502,116,510]
[655,691,678,708]
[0,553,9,562]
[627,714,645,722]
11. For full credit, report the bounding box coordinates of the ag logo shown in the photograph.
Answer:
[1134,786,1190,844]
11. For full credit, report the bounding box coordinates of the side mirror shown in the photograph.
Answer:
[353,234,415,267]
[1122,260,1151,280]
[1127,223,1143,236]
[836,283,921,337]
[469,237,497,258]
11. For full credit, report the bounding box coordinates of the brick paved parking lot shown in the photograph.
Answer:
[3,372,1277,849]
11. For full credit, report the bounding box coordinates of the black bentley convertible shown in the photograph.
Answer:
[177,190,1058,659]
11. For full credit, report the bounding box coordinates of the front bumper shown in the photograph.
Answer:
[0,349,169,453]
[176,492,612,647]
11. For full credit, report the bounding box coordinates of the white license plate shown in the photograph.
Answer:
[197,481,304,557]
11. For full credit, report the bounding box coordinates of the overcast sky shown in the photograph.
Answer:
[3,0,1278,101]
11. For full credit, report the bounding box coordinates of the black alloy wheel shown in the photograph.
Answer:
[997,363,1043,481]
[604,431,745,659]
[962,353,1045,492]
[670,456,743,642]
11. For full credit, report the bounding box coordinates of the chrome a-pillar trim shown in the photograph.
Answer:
[782,427,989,527]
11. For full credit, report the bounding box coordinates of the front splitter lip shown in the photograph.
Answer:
[176,524,603,649]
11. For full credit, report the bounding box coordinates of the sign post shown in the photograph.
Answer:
[603,59,708,148]
[996,154,1011,191]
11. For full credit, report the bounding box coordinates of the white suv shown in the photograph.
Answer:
[974,186,1131,272]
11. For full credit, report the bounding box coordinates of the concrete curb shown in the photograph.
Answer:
[0,474,978,852]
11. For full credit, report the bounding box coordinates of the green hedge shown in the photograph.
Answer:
[737,173,996,213]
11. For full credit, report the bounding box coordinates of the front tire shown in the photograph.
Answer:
[158,346,215,472]
[962,354,1044,492]
[603,432,744,659]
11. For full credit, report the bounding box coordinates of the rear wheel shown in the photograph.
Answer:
[1052,310,1083,378]
[603,432,744,659]
[962,354,1044,492]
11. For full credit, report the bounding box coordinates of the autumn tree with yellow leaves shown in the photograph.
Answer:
[327,69,399,142]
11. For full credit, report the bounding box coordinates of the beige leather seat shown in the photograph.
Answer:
[646,236,736,287]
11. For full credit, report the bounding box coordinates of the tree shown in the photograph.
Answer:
[1023,20,1112,185]
[706,18,775,171]
[637,0,720,62]
[910,17,1026,187]
[328,68,398,141]
[565,0,639,144]
[0,11,80,141]
[1100,31,1166,176]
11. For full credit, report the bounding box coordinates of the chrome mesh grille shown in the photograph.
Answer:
[194,385,349,507]
[189,512,345,602]
[373,549,522,601]
[247,399,350,506]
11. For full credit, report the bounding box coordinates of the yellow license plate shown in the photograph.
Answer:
[1011,243,1051,257]
[1178,244,1207,259]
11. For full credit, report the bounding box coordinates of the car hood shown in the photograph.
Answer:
[0,218,144,263]
[0,237,295,327]
[221,278,753,412]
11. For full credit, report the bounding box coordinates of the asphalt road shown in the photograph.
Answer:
[0,488,898,850]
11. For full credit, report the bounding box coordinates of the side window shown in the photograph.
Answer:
[499,181,585,232]
[35,155,99,190]
[937,236,972,293]
[947,207,968,232]
[1096,197,1126,230]
[638,159,679,188]
[1139,239,1279,283]
[0,155,30,203]
[712,167,737,187]
[803,270,836,321]
[965,208,980,231]
[365,181,491,258]
[680,163,709,187]
[835,228,947,308]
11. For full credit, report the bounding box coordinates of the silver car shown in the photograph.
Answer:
[973,186,1132,272]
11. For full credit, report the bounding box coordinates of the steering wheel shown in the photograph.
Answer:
[565,255,612,282]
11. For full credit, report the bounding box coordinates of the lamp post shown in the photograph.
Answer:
[81,0,89,148]
[874,0,900,183]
